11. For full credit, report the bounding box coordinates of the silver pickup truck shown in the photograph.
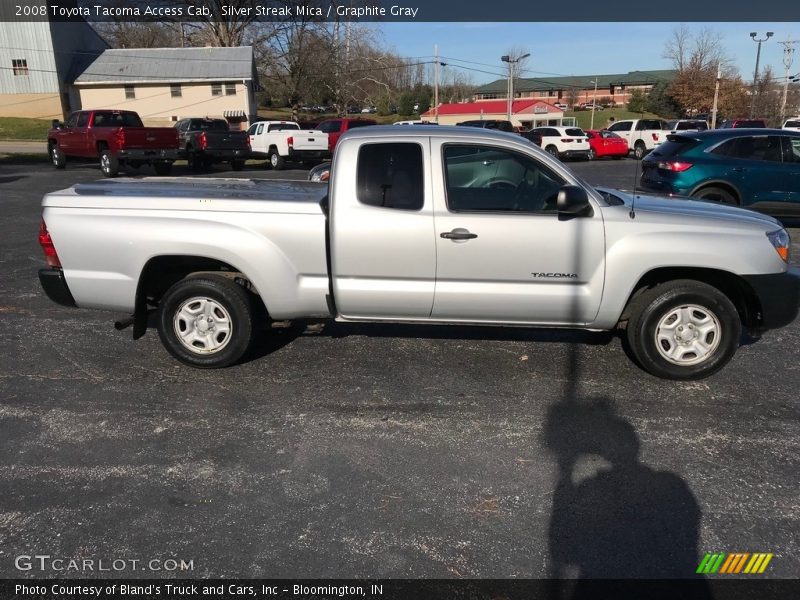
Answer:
[38,126,799,380]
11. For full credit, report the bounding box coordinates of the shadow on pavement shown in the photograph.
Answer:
[543,396,712,599]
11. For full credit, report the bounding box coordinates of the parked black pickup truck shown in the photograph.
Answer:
[175,118,250,171]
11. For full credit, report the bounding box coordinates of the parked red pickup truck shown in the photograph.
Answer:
[316,117,377,153]
[48,110,180,177]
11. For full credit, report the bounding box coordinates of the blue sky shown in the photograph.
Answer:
[380,22,800,85]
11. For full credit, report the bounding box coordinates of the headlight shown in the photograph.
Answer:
[766,228,790,262]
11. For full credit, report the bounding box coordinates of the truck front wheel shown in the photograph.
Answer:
[625,280,741,380]
[157,275,255,368]
[50,143,66,169]
[99,148,119,177]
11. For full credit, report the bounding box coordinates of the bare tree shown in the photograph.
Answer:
[663,25,746,116]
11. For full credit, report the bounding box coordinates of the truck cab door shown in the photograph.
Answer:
[429,141,605,325]
[330,138,436,319]
[57,112,79,152]
[248,122,264,153]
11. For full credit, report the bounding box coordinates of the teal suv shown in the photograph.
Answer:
[640,129,800,218]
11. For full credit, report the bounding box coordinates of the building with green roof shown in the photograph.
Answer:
[474,70,677,107]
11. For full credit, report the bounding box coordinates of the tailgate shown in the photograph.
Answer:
[121,127,179,150]
[205,131,249,150]
[291,130,328,151]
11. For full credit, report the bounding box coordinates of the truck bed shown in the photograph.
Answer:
[44,178,328,214]
[42,178,331,317]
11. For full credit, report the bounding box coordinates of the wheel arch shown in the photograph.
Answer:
[133,255,268,339]
[617,266,763,331]
[689,180,742,205]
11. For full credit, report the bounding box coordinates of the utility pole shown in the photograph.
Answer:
[749,31,774,118]
[501,53,530,123]
[779,38,795,123]
[711,62,721,129]
[434,44,439,123]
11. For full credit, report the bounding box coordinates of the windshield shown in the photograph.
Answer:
[649,135,699,157]
[189,120,228,132]
[565,128,585,137]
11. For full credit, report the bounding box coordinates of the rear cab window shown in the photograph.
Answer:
[356,143,424,210]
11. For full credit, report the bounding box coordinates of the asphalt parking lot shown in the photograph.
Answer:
[1,157,798,580]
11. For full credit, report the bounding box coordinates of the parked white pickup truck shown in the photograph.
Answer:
[38,127,799,379]
[246,120,329,170]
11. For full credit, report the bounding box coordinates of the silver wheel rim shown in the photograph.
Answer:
[173,296,233,355]
[654,304,721,366]
[588,149,595,160]
[51,147,59,165]
[101,154,111,173]
[271,153,278,167]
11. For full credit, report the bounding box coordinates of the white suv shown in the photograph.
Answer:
[783,118,800,131]
[530,126,590,160]
[607,119,667,159]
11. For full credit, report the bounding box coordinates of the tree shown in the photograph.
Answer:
[627,89,646,113]
[644,81,680,118]
[397,93,414,116]
[662,25,747,117]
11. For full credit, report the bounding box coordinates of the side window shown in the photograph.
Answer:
[65,113,79,128]
[443,144,566,214]
[609,121,631,132]
[256,123,264,135]
[713,136,783,162]
[356,143,423,211]
[76,113,89,127]
[247,123,259,135]
[781,136,800,163]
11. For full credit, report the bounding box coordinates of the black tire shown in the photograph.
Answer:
[157,275,255,368]
[587,148,596,161]
[99,148,119,177]
[231,159,245,171]
[153,161,173,176]
[49,143,66,169]
[691,186,738,206]
[269,150,285,170]
[633,142,647,160]
[187,148,203,172]
[545,145,560,159]
[625,280,741,380]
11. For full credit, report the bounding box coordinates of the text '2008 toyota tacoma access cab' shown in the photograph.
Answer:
[38,127,800,379]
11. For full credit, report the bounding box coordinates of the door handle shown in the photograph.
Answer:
[441,230,478,240]
[732,167,745,172]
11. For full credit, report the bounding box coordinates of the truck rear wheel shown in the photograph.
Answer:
[99,148,119,177]
[633,141,647,160]
[157,275,255,368]
[625,280,741,380]
[268,150,285,170]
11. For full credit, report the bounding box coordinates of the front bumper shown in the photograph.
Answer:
[742,267,800,330]
[39,268,76,307]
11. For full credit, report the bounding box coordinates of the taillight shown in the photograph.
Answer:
[38,220,61,268]
[115,128,125,147]
[245,136,251,151]
[561,138,573,143]
[652,133,659,141]
[657,160,693,172]
[198,132,208,150]
[287,136,294,148]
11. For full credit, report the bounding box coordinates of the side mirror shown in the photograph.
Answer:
[51,119,62,129]
[557,185,593,217]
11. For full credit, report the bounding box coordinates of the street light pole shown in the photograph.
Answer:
[779,39,795,123]
[501,53,530,123]
[589,78,598,130]
[750,31,774,118]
